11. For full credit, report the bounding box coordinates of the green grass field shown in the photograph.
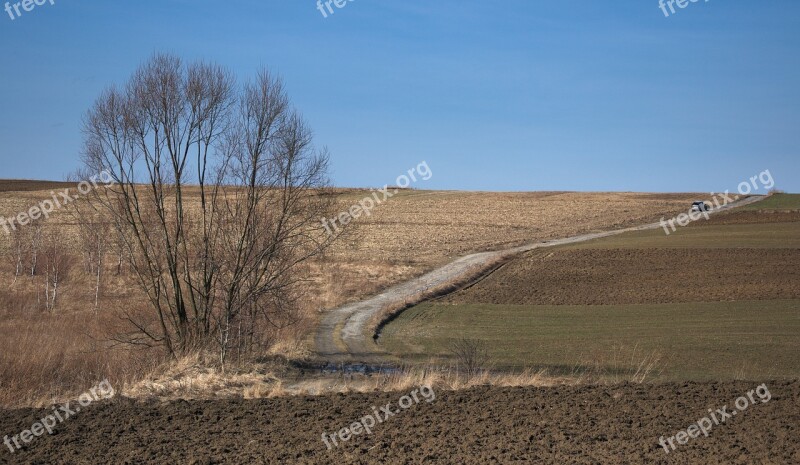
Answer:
[740,193,800,211]
[381,300,800,381]
[380,202,800,382]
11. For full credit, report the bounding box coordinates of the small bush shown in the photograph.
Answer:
[449,338,490,376]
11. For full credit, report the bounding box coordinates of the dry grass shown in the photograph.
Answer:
[0,186,702,405]
[324,190,703,269]
[0,188,703,313]
[359,366,567,393]
[0,256,166,408]
[122,352,284,401]
[0,307,162,408]
[92,340,668,403]
[576,344,665,384]
[303,260,421,312]
[119,356,666,404]
[121,362,570,403]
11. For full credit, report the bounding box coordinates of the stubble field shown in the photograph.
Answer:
[0,183,707,407]
[1,185,798,465]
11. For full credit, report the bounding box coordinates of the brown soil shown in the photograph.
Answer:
[0,180,77,193]
[702,210,800,226]
[1,381,797,464]
[443,248,800,306]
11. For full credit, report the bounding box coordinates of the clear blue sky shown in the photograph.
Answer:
[0,0,797,192]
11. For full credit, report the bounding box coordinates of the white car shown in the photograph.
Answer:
[691,201,710,212]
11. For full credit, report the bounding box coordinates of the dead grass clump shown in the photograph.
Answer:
[573,344,666,385]
[265,336,313,362]
[355,365,566,395]
[123,352,283,402]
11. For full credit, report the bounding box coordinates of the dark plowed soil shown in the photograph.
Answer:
[702,211,800,225]
[1,381,798,464]
[0,180,77,193]
[443,248,800,306]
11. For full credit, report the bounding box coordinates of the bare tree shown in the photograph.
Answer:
[449,338,490,376]
[71,201,109,313]
[40,230,72,312]
[64,167,92,183]
[5,224,43,281]
[82,54,337,359]
[29,223,42,277]
[8,227,25,283]
[113,233,127,276]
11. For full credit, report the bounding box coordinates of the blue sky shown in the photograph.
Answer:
[0,0,797,192]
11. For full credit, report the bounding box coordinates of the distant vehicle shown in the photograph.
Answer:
[691,201,711,212]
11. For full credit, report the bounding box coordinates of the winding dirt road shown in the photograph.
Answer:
[314,195,767,364]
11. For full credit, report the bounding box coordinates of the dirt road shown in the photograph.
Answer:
[314,195,768,363]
